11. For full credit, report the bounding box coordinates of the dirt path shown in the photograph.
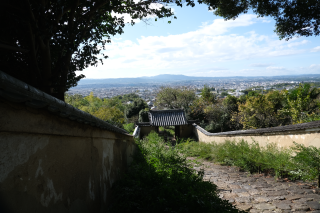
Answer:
[187,157,320,213]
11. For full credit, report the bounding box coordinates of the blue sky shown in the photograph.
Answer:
[78,2,320,79]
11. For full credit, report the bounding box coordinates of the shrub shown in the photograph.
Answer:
[109,132,245,213]
[177,139,293,179]
[176,138,216,161]
[123,123,135,134]
[290,142,320,187]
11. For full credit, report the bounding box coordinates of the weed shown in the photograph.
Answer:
[109,132,245,213]
[123,123,135,134]
[177,139,318,184]
[290,142,320,187]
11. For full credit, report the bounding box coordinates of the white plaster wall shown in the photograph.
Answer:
[0,99,136,213]
[195,127,320,148]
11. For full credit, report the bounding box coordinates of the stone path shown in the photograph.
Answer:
[188,157,320,213]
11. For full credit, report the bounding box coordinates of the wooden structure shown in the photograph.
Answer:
[136,109,198,138]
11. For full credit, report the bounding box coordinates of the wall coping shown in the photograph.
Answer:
[193,121,320,136]
[132,126,140,138]
[0,71,129,135]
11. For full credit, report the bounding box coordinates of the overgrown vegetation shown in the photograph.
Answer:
[109,132,246,213]
[187,83,320,133]
[291,142,320,188]
[176,139,320,187]
[123,123,135,134]
[65,92,149,130]
[159,126,175,137]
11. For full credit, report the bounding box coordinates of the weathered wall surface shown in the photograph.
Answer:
[0,99,135,213]
[193,124,320,148]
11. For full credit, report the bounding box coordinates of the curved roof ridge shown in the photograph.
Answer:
[148,109,188,126]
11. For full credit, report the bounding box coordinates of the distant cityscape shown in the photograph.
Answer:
[67,74,320,101]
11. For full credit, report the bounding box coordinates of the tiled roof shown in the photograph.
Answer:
[148,109,188,126]
[194,120,320,136]
[0,71,128,135]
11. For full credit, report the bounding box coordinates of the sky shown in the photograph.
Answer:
[77,3,320,79]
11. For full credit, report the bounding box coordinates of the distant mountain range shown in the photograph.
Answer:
[75,74,320,88]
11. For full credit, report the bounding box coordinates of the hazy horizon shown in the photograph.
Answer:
[80,73,320,80]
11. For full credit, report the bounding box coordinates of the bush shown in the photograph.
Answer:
[109,132,245,213]
[159,126,175,137]
[177,139,293,179]
[176,138,216,161]
[290,142,320,187]
[123,123,135,134]
[178,139,320,186]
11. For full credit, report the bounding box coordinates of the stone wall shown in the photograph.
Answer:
[193,123,320,148]
[0,71,136,213]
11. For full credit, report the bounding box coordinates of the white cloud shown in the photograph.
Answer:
[79,14,312,78]
[310,64,320,70]
[250,63,273,67]
[262,19,271,23]
[266,66,286,70]
[287,39,309,48]
[311,46,320,52]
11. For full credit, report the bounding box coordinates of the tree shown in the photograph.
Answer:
[65,92,126,127]
[203,0,320,40]
[92,106,125,127]
[202,96,243,133]
[155,87,196,110]
[138,108,150,122]
[280,84,320,123]
[0,0,195,101]
[220,91,229,97]
[201,85,216,103]
[125,98,148,118]
[223,95,239,113]
[189,98,207,121]
[204,101,230,132]
[237,92,287,129]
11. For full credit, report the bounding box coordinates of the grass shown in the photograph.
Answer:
[159,126,175,137]
[108,132,246,213]
[123,123,135,134]
[176,138,320,186]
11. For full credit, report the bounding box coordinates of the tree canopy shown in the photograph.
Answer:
[65,92,126,127]
[203,0,320,40]
[125,98,149,119]
[155,87,196,110]
[0,0,195,100]
[1,0,318,102]
[189,83,320,132]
